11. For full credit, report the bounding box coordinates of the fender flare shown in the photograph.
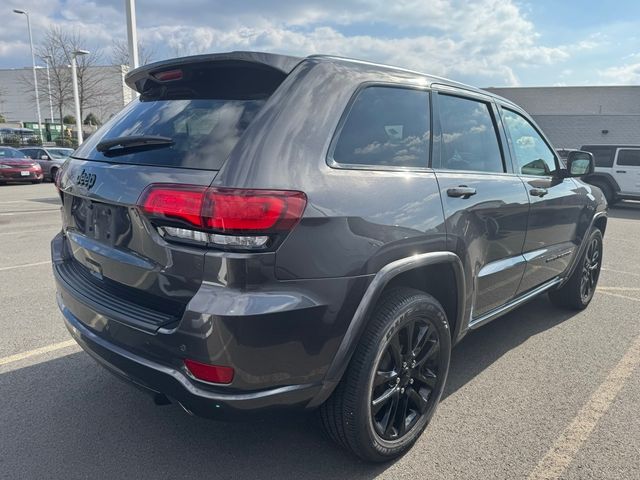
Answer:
[307,251,465,408]
[560,210,608,286]
[583,172,620,193]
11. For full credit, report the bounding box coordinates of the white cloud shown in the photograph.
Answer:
[1,0,600,86]
[599,62,640,84]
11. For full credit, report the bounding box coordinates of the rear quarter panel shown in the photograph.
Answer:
[215,59,448,280]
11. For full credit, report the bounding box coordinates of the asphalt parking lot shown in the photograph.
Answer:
[1,182,639,480]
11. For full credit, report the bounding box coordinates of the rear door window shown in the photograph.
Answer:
[331,86,430,168]
[616,149,640,166]
[436,94,504,173]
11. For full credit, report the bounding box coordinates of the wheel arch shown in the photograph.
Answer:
[308,252,465,408]
[584,172,620,193]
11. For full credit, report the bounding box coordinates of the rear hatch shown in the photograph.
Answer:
[56,52,301,332]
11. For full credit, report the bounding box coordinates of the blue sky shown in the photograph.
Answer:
[2,0,640,87]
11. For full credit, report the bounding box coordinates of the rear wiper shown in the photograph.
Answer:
[96,135,174,154]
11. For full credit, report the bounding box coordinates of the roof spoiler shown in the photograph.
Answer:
[125,51,303,93]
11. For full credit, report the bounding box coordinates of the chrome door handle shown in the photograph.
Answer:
[447,186,477,199]
[530,188,548,197]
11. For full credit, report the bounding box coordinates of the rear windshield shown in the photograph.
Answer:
[73,97,265,170]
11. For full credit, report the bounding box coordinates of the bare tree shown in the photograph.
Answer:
[18,26,109,139]
[111,39,156,67]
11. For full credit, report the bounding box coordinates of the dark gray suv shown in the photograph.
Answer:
[52,52,607,462]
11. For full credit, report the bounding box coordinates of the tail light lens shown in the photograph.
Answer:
[140,185,207,228]
[202,188,306,233]
[138,184,307,250]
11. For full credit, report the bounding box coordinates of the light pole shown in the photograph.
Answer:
[125,0,139,69]
[43,55,54,125]
[13,9,43,143]
[70,49,89,145]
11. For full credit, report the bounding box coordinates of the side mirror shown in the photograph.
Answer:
[566,150,594,177]
[41,155,49,160]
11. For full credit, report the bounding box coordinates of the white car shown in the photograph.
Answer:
[581,144,640,205]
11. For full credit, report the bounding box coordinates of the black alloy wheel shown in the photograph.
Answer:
[580,236,601,303]
[371,317,441,440]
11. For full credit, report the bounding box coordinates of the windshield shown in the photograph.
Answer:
[0,147,27,159]
[48,148,74,159]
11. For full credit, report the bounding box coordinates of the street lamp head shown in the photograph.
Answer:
[72,49,90,57]
[13,9,26,14]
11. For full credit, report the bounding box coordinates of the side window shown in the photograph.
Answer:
[437,94,504,173]
[583,146,615,168]
[502,109,557,176]
[617,149,640,167]
[332,86,430,168]
[22,149,34,159]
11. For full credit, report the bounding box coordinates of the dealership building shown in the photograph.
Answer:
[486,85,640,149]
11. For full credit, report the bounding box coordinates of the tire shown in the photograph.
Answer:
[549,227,603,310]
[590,180,615,206]
[50,168,58,183]
[320,288,451,462]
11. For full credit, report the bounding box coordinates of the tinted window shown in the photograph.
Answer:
[20,149,36,158]
[502,109,556,176]
[617,149,640,166]
[73,98,265,170]
[581,146,615,168]
[332,86,430,168]
[437,95,503,173]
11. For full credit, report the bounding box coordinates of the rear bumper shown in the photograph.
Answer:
[59,294,322,417]
[52,231,371,417]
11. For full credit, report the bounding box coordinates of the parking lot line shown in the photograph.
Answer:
[598,291,640,302]
[601,267,640,278]
[527,332,640,480]
[0,227,59,237]
[598,287,640,292]
[0,260,51,272]
[0,209,59,216]
[0,339,77,367]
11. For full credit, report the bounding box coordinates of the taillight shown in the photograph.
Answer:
[202,188,306,233]
[184,359,234,384]
[138,184,307,250]
[140,185,207,227]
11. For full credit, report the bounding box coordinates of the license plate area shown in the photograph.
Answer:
[21,171,30,176]
[68,195,130,246]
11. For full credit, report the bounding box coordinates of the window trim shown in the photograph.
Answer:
[326,82,433,172]
[499,105,560,178]
[431,90,508,175]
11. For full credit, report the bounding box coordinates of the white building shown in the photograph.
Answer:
[486,86,640,149]
[0,64,133,125]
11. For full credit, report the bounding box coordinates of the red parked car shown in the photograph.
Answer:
[0,146,43,184]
